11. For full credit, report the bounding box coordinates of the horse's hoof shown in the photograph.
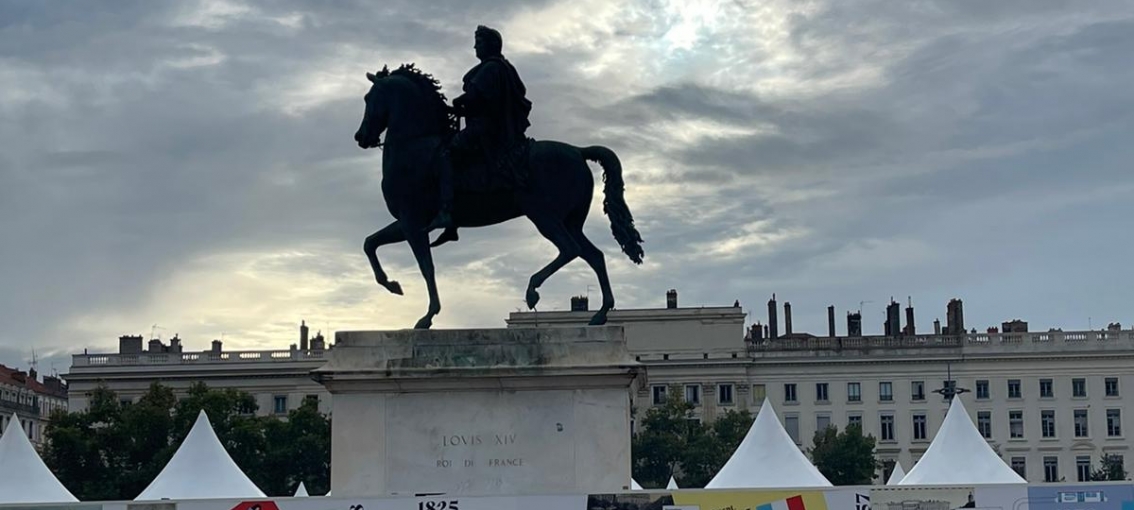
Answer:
[414,317,433,330]
[589,312,608,326]
[381,280,403,295]
[526,288,540,309]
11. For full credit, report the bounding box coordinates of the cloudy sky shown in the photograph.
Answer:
[2,1,1133,372]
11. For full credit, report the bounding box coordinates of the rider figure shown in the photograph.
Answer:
[429,25,533,233]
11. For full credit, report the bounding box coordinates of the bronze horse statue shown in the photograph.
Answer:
[353,64,644,329]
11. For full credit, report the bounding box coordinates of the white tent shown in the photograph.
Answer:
[135,410,266,500]
[667,476,679,489]
[0,413,78,504]
[886,461,906,485]
[630,478,644,490]
[898,396,1026,485]
[294,481,309,497]
[706,399,832,488]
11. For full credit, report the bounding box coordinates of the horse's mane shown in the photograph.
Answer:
[373,63,455,134]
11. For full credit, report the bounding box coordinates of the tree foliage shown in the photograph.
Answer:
[1090,453,1128,481]
[808,423,879,485]
[630,387,754,488]
[42,382,330,500]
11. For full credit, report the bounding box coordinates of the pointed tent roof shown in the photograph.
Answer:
[898,397,1026,485]
[135,410,266,500]
[630,479,644,490]
[886,461,906,485]
[294,481,309,497]
[0,413,78,504]
[706,399,832,488]
[667,476,679,489]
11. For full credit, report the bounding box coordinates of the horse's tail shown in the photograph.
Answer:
[580,145,644,264]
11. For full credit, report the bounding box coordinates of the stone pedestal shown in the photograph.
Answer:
[312,326,640,497]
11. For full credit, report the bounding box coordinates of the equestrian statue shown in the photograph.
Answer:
[353,25,644,329]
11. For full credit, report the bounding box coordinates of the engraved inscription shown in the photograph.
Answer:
[436,432,523,469]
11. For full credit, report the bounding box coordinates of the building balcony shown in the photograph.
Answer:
[0,400,40,416]
[749,329,1134,359]
[71,349,327,368]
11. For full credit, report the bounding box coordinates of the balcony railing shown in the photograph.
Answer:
[750,329,1134,353]
[71,349,327,367]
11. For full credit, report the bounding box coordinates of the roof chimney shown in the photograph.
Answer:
[784,302,793,336]
[885,299,901,337]
[666,289,678,309]
[570,295,589,312]
[119,335,143,354]
[211,339,223,353]
[300,320,310,351]
[847,311,862,337]
[934,318,942,335]
[29,367,37,382]
[170,335,182,353]
[767,294,779,339]
[904,297,916,336]
[827,305,836,337]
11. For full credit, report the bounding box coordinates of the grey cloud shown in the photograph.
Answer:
[3,1,1134,367]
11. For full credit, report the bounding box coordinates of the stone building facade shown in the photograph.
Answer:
[0,364,68,448]
[65,296,1134,483]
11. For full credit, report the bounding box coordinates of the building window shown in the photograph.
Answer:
[879,381,893,402]
[911,381,925,401]
[1107,409,1122,437]
[684,384,701,405]
[1077,455,1091,482]
[816,383,829,402]
[718,384,734,405]
[1008,379,1022,399]
[1044,456,1059,482]
[1074,409,1089,438]
[882,460,896,482]
[1106,377,1120,397]
[752,384,767,404]
[881,414,895,441]
[847,382,861,402]
[817,414,831,432]
[1040,379,1054,398]
[273,395,288,414]
[913,413,927,440]
[785,415,800,444]
[1073,378,1087,398]
[976,380,990,400]
[784,383,798,403]
[651,385,667,405]
[978,411,992,439]
[1011,457,1027,478]
[1041,410,1057,438]
[1010,410,1025,438]
[848,414,863,428]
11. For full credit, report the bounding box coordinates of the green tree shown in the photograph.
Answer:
[1090,453,1128,481]
[631,387,754,488]
[808,423,878,485]
[43,382,330,500]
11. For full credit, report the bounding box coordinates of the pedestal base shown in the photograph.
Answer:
[313,326,639,497]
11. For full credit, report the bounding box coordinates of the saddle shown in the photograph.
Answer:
[449,136,534,193]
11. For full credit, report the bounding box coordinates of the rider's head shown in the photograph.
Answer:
[474,25,502,60]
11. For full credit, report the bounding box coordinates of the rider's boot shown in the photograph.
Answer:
[428,150,456,231]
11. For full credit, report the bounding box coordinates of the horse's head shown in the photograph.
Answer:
[354,66,391,149]
[355,63,450,149]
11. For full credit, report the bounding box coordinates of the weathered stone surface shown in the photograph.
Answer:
[314,326,639,497]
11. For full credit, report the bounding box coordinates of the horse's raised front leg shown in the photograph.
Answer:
[524,214,580,310]
[364,221,406,296]
[403,226,441,329]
